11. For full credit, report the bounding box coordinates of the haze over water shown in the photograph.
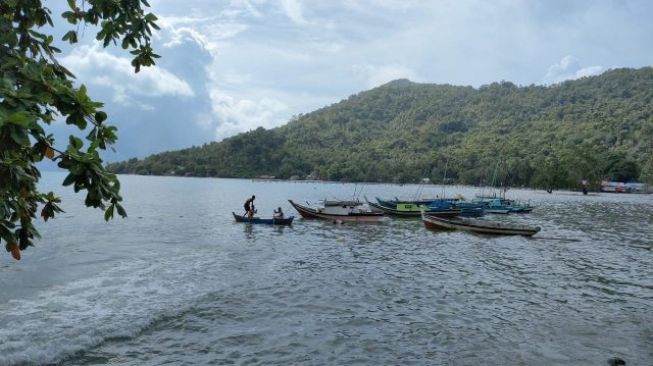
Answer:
[1,173,651,365]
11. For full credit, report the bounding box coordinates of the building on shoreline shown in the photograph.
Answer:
[600,181,651,193]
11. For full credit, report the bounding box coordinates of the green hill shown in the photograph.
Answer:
[108,67,653,189]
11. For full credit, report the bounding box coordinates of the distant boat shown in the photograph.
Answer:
[288,200,384,222]
[232,212,294,225]
[421,213,540,236]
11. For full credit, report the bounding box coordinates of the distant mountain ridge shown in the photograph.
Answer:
[108,67,653,189]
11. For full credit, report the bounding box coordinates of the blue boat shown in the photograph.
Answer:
[452,201,486,217]
[366,198,461,218]
[475,198,533,214]
[232,212,294,225]
[373,196,485,217]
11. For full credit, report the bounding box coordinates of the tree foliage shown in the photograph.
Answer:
[1,0,159,260]
[110,69,653,189]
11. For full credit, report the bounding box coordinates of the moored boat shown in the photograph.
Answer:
[322,199,363,207]
[367,199,461,218]
[232,212,294,225]
[475,198,533,214]
[375,196,458,207]
[421,212,540,236]
[453,201,486,217]
[288,200,384,222]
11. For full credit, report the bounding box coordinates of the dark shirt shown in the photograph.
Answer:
[244,197,255,210]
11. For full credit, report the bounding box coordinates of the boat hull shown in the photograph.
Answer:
[232,212,294,225]
[476,198,534,214]
[422,213,540,236]
[288,200,384,222]
[367,200,461,218]
[376,197,458,207]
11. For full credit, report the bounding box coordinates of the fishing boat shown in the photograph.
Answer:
[322,199,363,207]
[474,159,534,213]
[288,200,384,222]
[232,212,294,225]
[453,201,486,217]
[375,196,458,207]
[367,199,461,218]
[476,198,533,214]
[421,212,540,236]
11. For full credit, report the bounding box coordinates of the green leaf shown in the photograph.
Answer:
[69,135,83,150]
[104,205,114,221]
[62,30,78,44]
[10,126,30,145]
[115,204,127,217]
[95,111,107,123]
[5,112,32,127]
[62,173,77,186]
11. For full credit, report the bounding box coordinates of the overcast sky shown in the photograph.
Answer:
[46,0,653,161]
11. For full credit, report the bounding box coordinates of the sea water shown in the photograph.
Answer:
[1,173,651,365]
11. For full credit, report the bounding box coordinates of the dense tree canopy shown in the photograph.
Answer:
[110,68,653,190]
[1,0,159,260]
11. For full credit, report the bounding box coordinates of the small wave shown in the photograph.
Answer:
[0,252,225,366]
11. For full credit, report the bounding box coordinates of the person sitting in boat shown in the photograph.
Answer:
[273,207,284,219]
[244,195,256,218]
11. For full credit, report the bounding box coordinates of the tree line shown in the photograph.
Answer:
[108,68,653,191]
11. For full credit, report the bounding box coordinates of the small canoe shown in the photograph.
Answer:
[232,212,294,225]
[421,212,540,236]
[288,200,384,222]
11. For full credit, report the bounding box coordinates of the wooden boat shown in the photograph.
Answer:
[367,199,461,218]
[232,212,294,225]
[288,200,384,222]
[421,212,540,236]
[322,199,363,207]
[375,196,458,207]
[453,201,486,217]
[484,208,511,214]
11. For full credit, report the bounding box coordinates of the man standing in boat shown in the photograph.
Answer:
[244,195,256,218]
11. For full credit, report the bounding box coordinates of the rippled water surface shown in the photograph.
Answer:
[1,173,652,365]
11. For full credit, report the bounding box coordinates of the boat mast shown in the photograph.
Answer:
[441,157,450,199]
[488,160,500,198]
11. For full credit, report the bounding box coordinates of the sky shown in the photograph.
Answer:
[45,0,653,162]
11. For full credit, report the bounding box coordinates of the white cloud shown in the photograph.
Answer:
[353,64,421,88]
[157,15,248,51]
[209,88,289,139]
[543,55,605,84]
[61,45,194,105]
[280,0,310,25]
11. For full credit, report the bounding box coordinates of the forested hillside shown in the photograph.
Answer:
[108,67,653,189]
